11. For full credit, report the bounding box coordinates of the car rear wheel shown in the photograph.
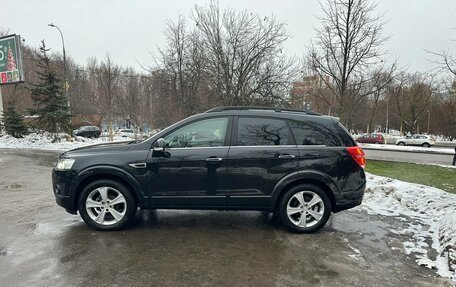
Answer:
[398,141,405,146]
[422,142,430,148]
[374,141,380,144]
[279,184,331,233]
[78,179,137,231]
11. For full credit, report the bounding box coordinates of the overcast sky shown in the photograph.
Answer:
[2,0,455,73]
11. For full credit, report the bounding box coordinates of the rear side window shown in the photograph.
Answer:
[289,120,339,146]
[237,117,290,146]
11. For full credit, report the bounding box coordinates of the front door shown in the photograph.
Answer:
[147,117,231,207]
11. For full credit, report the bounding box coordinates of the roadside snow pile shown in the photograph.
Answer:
[420,163,456,170]
[360,143,455,154]
[0,133,129,151]
[363,174,456,283]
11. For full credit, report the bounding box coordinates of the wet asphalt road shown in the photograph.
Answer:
[0,149,451,287]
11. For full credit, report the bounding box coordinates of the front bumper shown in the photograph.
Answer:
[52,169,78,214]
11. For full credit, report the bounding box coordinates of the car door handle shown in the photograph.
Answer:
[278,154,296,159]
[129,162,147,169]
[205,157,223,162]
[302,153,320,157]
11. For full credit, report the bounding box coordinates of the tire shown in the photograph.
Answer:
[422,142,430,148]
[398,142,405,146]
[374,141,380,144]
[78,179,137,231]
[279,184,332,233]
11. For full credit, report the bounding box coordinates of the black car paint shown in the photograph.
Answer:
[53,110,365,215]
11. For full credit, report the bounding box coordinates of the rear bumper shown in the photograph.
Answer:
[52,169,78,214]
[333,181,365,212]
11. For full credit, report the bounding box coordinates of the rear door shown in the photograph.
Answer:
[225,116,300,207]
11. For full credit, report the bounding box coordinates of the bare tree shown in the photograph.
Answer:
[96,54,121,140]
[308,0,394,122]
[117,68,142,137]
[429,50,456,76]
[366,70,394,132]
[390,73,436,134]
[192,1,297,106]
[151,16,207,121]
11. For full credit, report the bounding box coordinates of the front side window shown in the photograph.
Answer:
[237,117,290,146]
[289,120,338,146]
[164,117,229,148]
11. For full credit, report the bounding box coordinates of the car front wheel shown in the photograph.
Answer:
[422,142,430,148]
[279,184,331,233]
[397,142,405,146]
[78,179,137,231]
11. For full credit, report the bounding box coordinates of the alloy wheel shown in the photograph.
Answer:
[85,186,127,225]
[286,191,325,228]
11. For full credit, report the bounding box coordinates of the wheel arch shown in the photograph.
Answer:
[272,171,338,212]
[72,166,146,211]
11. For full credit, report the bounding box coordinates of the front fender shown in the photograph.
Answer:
[72,165,146,206]
[271,170,340,206]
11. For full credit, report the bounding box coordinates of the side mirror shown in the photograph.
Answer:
[153,138,166,152]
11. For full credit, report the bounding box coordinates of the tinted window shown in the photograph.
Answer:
[289,120,338,146]
[164,117,229,148]
[237,117,290,146]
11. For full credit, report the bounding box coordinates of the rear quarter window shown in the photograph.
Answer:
[288,120,339,146]
[335,122,357,146]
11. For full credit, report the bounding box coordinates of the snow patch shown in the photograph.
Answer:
[419,163,456,169]
[363,173,456,283]
[0,133,133,151]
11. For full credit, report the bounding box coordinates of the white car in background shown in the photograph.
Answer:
[115,129,137,139]
[396,134,435,147]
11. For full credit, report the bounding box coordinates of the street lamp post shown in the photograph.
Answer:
[48,23,69,108]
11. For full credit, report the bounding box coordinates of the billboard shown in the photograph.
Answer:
[0,34,24,85]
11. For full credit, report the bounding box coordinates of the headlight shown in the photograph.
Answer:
[56,158,75,170]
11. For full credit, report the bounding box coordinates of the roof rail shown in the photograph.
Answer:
[205,106,321,116]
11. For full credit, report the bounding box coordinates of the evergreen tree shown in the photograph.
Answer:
[2,104,28,138]
[29,40,71,140]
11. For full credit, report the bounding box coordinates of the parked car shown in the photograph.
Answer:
[356,133,385,144]
[73,126,101,138]
[52,106,366,233]
[396,134,435,147]
[115,128,137,139]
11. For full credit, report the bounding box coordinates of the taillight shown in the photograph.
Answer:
[346,146,366,168]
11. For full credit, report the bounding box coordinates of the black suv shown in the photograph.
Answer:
[73,126,101,138]
[53,107,366,233]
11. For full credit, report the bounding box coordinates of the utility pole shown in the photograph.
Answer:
[48,23,69,108]
[427,110,431,134]
[0,87,4,135]
[385,95,389,134]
